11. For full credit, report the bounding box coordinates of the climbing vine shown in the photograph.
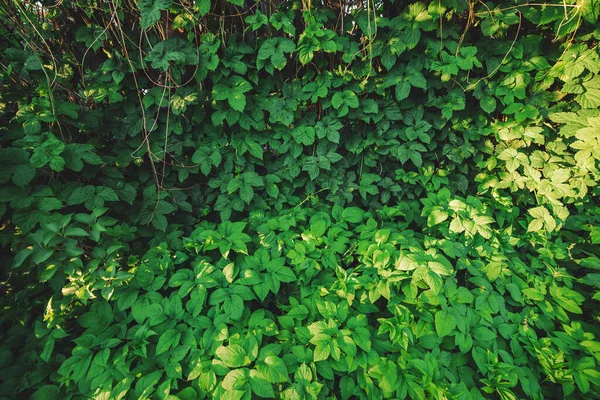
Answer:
[1,0,600,399]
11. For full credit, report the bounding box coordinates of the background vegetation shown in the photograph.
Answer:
[1,0,600,398]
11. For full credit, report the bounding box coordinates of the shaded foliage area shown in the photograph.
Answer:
[1,0,600,399]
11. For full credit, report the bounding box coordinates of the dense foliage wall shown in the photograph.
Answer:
[1,0,600,399]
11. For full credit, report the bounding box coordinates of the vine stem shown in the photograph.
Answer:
[463,11,522,92]
[474,2,580,16]
[108,0,159,191]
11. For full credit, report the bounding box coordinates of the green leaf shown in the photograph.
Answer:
[313,341,330,362]
[216,345,250,368]
[258,38,295,71]
[223,294,244,320]
[456,287,474,303]
[31,139,65,171]
[590,226,600,245]
[192,147,222,175]
[229,92,246,112]
[68,186,95,205]
[196,0,211,16]
[293,126,316,146]
[31,385,60,400]
[139,0,172,30]
[12,165,36,187]
[135,371,163,398]
[257,356,289,383]
[427,208,449,227]
[97,187,119,202]
[395,81,411,101]
[340,376,356,400]
[302,157,320,180]
[64,227,88,237]
[408,70,427,90]
[156,328,180,355]
[332,90,359,115]
[234,171,263,205]
[435,310,457,338]
[250,372,275,398]
[473,326,496,341]
[117,290,139,311]
[298,44,314,65]
[480,95,496,113]
[341,207,364,223]
[40,263,59,282]
[40,339,54,362]
[145,38,198,71]
[516,104,538,122]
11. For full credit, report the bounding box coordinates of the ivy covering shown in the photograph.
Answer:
[1,0,600,399]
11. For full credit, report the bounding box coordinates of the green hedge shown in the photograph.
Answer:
[1,0,600,399]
